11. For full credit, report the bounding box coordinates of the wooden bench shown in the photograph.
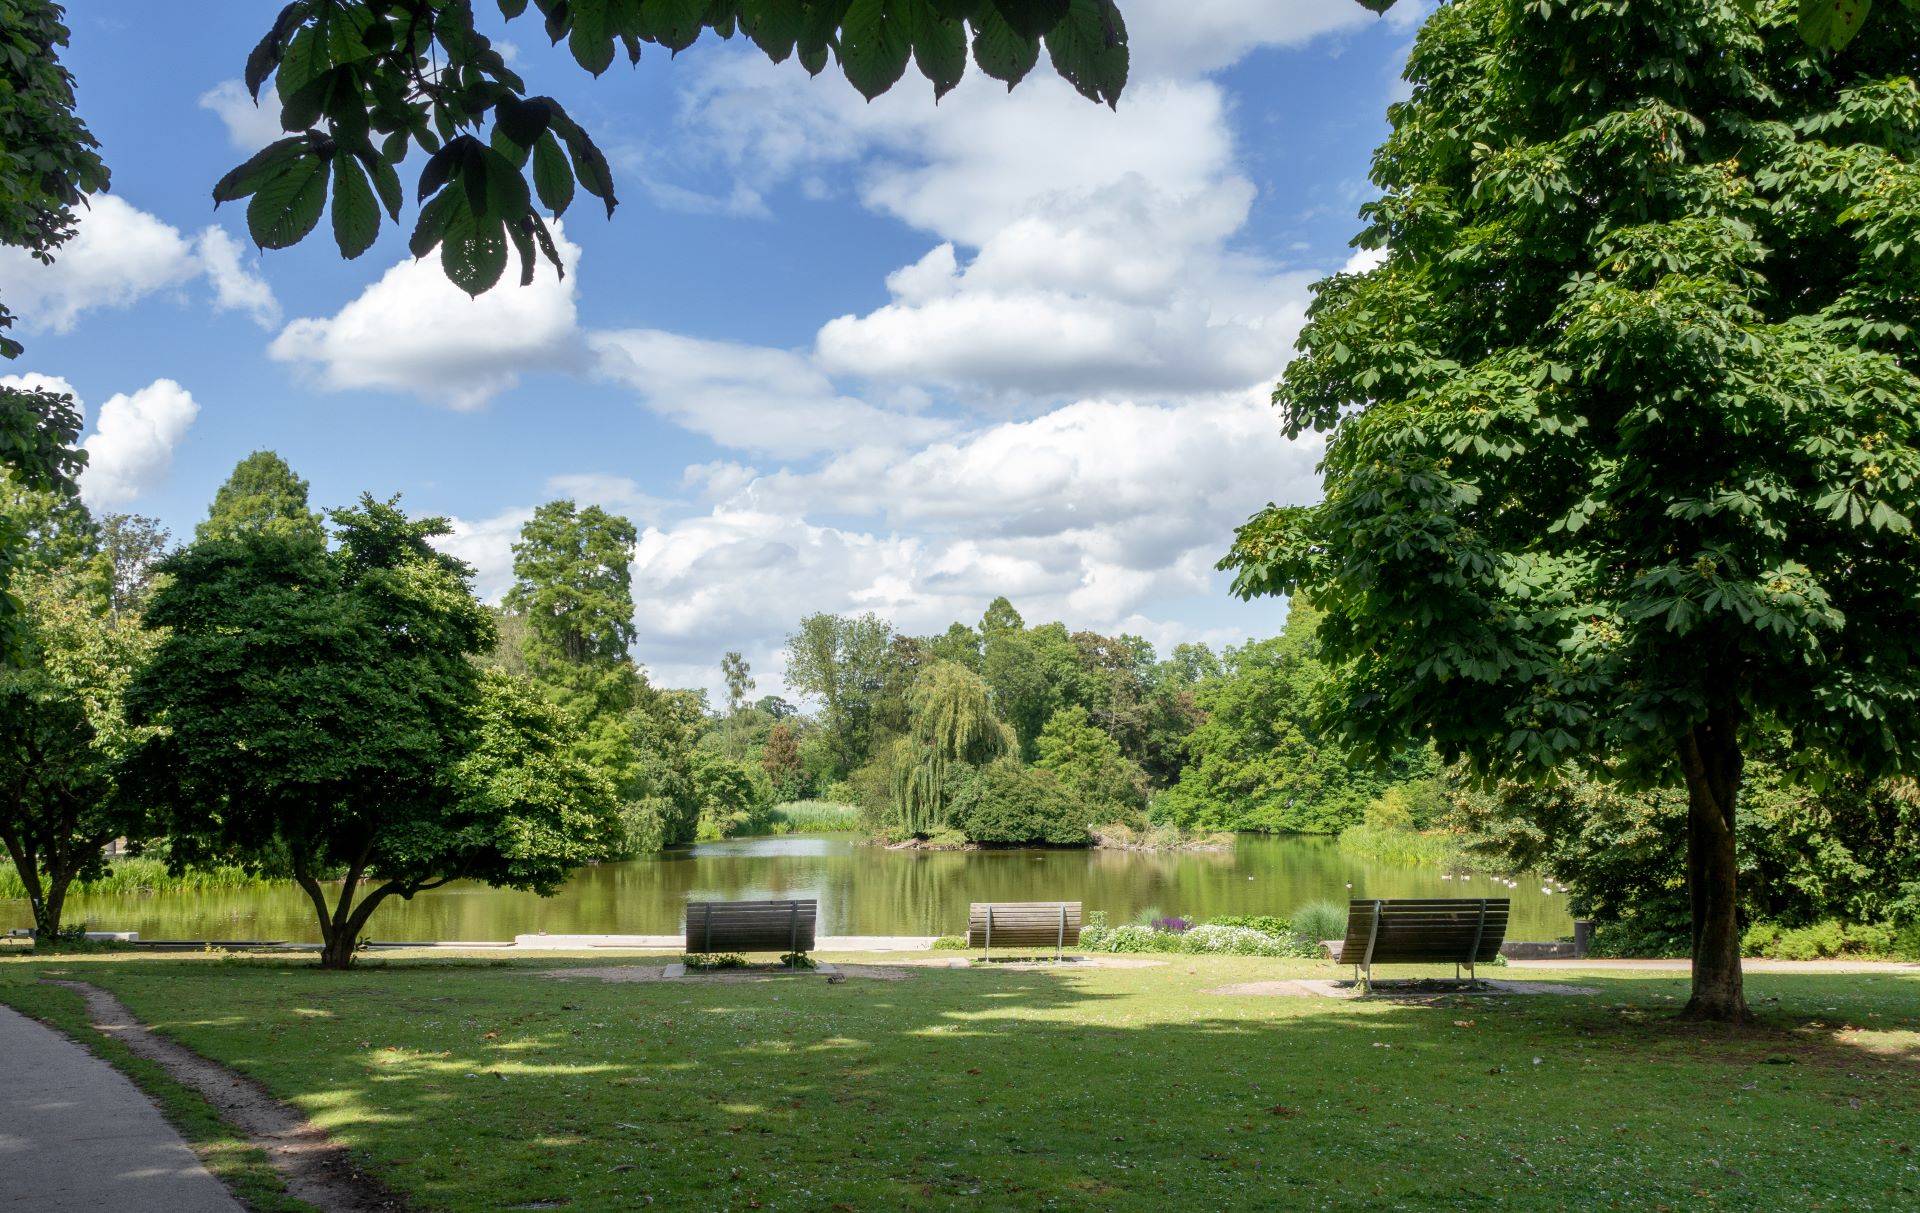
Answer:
[683,898,817,956]
[1329,898,1509,987]
[968,901,1081,960]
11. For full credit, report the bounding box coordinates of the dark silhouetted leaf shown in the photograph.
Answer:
[331,152,380,258]
[1044,0,1126,108]
[532,131,575,215]
[842,0,913,100]
[247,153,330,249]
[991,0,1068,39]
[213,137,308,204]
[912,4,968,99]
[972,2,1039,87]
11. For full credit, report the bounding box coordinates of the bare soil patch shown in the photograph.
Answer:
[47,979,407,1212]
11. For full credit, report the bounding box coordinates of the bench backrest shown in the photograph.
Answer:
[967,902,1082,949]
[684,898,818,954]
[1337,898,1509,967]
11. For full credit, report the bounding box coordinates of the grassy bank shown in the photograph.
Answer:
[0,856,287,901]
[1335,822,1486,870]
[1,950,1915,1209]
[763,800,863,834]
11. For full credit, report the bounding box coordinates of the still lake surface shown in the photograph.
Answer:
[5,833,1575,943]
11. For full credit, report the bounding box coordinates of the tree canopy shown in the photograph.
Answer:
[0,0,108,359]
[1223,0,1920,1020]
[0,491,155,941]
[214,0,1132,295]
[129,495,611,967]
[197,450,326,542]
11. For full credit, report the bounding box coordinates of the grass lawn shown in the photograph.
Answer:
[2,949,1917,1210]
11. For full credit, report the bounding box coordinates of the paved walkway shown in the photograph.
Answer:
[0,1004,241,1211]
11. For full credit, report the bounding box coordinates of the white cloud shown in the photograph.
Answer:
[0,196,277,334]
[1123,0,1392,77]
[198,80,284,150]
[196,227,281,326]
[77,379,200,508]
[588,329,952,457]
[1342,246,1387,275]
[434,506,534,604]
[434,389,1321,699]
[659,62,1314,403]
[271,227,584,410]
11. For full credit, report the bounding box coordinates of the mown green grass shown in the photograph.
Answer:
[1,950,1916,1211]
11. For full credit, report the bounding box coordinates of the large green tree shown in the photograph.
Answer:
[1153,607,1388,835]
[0,498,155,942]
[129,496,610,968]
[1224,0,1920,1020]
[505,499,638,670]
[196,450,325,543]
[785,611,900,774]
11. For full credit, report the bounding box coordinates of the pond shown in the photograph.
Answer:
[4,833,1576,943]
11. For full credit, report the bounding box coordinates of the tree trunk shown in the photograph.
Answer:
[1,834,58,943]
[35,876,69,943]
[1678,711,1749,1024]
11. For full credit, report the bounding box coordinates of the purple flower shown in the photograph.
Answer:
[1153,915,1193,934]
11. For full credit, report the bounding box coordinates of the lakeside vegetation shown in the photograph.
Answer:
[0,856,285,901]
[762,801,862,835]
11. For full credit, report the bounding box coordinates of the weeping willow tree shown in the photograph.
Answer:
[888,661,1012,836]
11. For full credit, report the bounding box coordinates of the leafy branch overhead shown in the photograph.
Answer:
[215,0,1130,297]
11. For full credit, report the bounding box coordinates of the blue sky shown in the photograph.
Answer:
[1,1,1424,697]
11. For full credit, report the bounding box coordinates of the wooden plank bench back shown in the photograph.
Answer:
[1333,898,1509,982]
[967,902,1082,954]
[683,898,817,955]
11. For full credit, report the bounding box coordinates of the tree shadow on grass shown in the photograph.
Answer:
[17,955,1920,1211]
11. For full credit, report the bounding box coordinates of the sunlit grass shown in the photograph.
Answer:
[1,950,1916,1210]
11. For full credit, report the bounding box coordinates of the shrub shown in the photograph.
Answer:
[1179,924,1317,957]
[923,826,969,851]
[1151,916,1193,934]
[949,760,1094,845]
[1289,901,1349,943]
[682,952,747,970]
[779,952,816,969]
[1894,921,1920,962]
[1743,919,1903,960]
[1082,923,1184,953]
[931,935,968,950]
[1208,914,1293,936]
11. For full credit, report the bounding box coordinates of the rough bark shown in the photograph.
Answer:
[1677,708,1749,1023]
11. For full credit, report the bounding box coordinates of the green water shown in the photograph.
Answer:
[2,834,1575,943]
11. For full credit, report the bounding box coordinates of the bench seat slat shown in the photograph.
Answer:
[684,898,817,954]
[1338,898,1511,969]
[967,901,1081,949]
